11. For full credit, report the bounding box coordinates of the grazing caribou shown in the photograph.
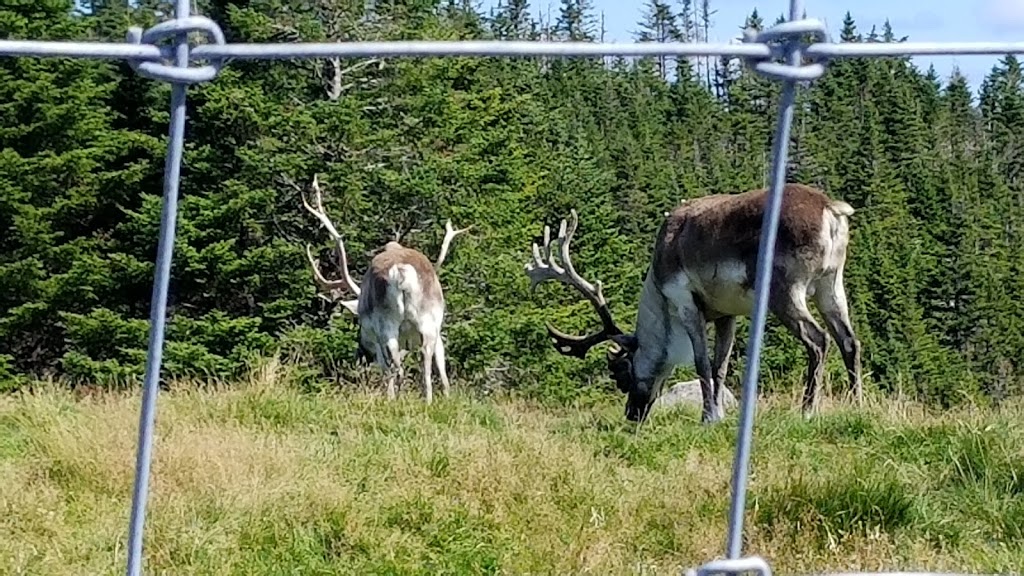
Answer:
[301,175,470,403]
[524,183,863,424]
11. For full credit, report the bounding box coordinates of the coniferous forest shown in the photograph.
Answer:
[3,0,1024,409]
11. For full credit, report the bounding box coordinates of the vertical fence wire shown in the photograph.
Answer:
[725,0,802,562]
[124,1,192,574]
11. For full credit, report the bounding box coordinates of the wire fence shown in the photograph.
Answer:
[2,0,1021,574]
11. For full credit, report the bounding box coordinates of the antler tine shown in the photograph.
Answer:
[305,243,348,294]
[526,209,605,307]
[542,223,556,268]
[300,175,342,242]
[556,209,606,307]
[298,174,361,297]
[526,225,553,289]
[435,218,472,270]
[523,209,624,359]
[537,223,548,262]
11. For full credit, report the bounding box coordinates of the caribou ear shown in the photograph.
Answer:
[605,335,635,394]
[609,333,639,354]
[340,299,359,316]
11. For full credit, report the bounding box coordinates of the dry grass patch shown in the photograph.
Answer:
[1,373,1023,575]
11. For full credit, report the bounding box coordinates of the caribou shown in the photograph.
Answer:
[524,183,863,424]
[301,175,470,403]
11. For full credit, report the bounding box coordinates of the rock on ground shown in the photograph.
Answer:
[653,379,738,411]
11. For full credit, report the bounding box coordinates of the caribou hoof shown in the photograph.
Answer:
[701,407,725,425]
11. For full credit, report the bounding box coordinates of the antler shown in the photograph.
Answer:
[435,219,472,270]
[300,174,361,300]
[524,209,623,358]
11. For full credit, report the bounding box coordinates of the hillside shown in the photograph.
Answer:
[2,1,1023,405]
[2,365,1022,575]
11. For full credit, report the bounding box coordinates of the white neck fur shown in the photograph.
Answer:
[631,269,693,384]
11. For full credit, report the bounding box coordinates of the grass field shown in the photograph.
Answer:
[2,360,1023,575]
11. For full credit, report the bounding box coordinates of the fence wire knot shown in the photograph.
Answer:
[742,18,831,82]
[126,16,225,84]
[684,556,773,576]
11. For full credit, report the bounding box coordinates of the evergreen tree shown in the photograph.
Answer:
[555,0,597,41]
[635,0,682,81]
[2,3,1023,406]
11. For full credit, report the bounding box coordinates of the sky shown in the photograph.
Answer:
[478,0,1024,96]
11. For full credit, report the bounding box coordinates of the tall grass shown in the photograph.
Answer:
[1,359,1022,575]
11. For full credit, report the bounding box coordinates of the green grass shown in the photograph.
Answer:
[1,361,1022,575]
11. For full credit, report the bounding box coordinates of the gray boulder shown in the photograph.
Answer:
[653,379,738,411]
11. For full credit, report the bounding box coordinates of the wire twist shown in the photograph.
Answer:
[742,18,831,82]
[686,556,773,576]
[126,16,225,84]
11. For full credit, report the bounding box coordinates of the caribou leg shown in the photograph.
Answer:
[772,286,828,417]
[420,333,436,405]
[712,315,737,416]
[384,337,403,400]
[434,336,451,398]
[681,308,718,424]
[812,269,863,405]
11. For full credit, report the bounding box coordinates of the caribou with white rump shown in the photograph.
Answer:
[524,183,863,425]
[300,175,470,404]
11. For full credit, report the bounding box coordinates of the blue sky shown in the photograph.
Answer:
[479,0,1024,96]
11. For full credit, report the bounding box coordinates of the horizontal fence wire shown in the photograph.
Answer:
[8,39,1024,60]
[0,0,1017,574]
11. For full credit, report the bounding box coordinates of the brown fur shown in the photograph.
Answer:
[653,183,836,298]
[360,242,443,313]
